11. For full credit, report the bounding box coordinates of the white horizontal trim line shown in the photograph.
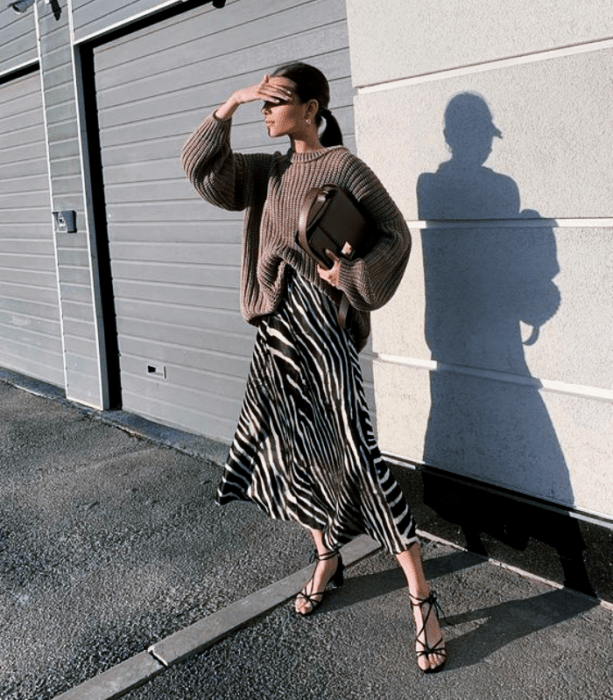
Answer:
[73,0,184,45]
[406,218,613,229]
[358,37,613,94]
[377,354,613,403]
[0,58,39,82]
[72,0,326,46]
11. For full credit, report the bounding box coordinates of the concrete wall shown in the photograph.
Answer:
[347,1,613,519]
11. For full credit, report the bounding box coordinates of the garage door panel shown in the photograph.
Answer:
[121,375,241,420]
[96,0,355,441]
[0,204,51,226]
[122,317,255,355]
[0,154,49,178]
[0,83,42,115]
[2,267,57,288]
[0,290,60,317]
[0,308,61,338]
[96,25,351,108]
[98,43,353,107]
[0,105,44,133]
[107,220,241,244]
[97,69,352,143]
[120,388,239,444]
[103,180,192,207]
[121,354,247,403]
[95,0,347,78]
[2,252,59,273]
[0,174,50,196]
[98,95,353,153]
[116,297,247,334]
[0,236,57,256]
[97,114,268,150]
[112,261,240,290]
[106,200,240,223]
[100,140,183,166]
[0,129,47,157]
[0,334,63,379]
[120,335,250,377]
[99,73,356,134]
[114,279,240,312]
[110,241,240,266]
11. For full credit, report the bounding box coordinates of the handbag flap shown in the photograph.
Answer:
[297,184,376,268]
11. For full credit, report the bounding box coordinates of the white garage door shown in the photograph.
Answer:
[94,0,359,442]
[0,70,64,386]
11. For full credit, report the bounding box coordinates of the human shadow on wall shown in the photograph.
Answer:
[415,93,594,595]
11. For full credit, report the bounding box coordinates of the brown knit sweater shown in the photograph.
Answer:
[180,112,411,348]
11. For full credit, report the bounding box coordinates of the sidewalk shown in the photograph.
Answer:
[0,378,611,700]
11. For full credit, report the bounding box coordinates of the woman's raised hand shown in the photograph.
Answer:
[234,75,293,106]
[215,75,293,120]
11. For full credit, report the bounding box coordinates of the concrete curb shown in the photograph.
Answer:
[51,653,164,700]
[53,537,381,700]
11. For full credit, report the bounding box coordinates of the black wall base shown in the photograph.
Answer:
[389,458,613,603]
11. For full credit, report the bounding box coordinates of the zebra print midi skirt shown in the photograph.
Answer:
[216,270,417,555]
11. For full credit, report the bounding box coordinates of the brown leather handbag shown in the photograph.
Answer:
[297,184,377,328]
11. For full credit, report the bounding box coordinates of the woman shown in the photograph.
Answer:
[181,62,446,673]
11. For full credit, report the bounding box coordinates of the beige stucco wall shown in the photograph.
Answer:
[347,1,613,519]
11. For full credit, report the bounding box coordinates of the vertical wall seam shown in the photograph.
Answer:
[34,0,70,396]
[66,0,108,408]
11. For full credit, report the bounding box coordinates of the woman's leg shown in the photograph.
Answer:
[294,529,341,615]
[396,542,446,672]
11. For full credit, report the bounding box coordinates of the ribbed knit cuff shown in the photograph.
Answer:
[212,109,230,123]
[337,257,368,308]
[196,111,231,148]
[180,111,231,176]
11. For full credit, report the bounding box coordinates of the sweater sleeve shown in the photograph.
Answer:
[180,112,270,212]
[336,156,411,311]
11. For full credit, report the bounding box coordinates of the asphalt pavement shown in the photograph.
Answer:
[0,377,612,700]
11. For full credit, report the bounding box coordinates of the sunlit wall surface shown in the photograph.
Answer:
[347,0,613,520]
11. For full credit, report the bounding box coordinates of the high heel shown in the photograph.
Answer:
[408,591,447,674]
[295,549,344,616]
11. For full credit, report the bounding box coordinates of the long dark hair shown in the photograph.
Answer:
[272,62,343,147]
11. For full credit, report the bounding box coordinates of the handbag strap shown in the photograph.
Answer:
[338,294,351,330]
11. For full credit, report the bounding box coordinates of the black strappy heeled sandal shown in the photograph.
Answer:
[408,590,447,674]
[295,549,344,616]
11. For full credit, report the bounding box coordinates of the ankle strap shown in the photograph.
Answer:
[408,590,438,605]
[408,591,445,621]
[311,548,340,562]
